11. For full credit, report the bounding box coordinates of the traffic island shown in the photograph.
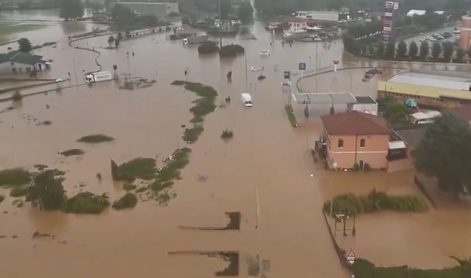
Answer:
[284,104,298,127]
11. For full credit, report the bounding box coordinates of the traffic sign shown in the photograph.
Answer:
[298,62,306,70]
[347,249,356,265]
[283,71,291,79]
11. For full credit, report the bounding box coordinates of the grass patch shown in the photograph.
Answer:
[60,149,85,157]
[123,183,137,191]
[284,104,298,127]
[352,257,471,278]
[112,192,138,210]
[111,158,157,182]
[0,23,44,44]
[76,134,115,143]
[10,186,28,197]
[171,80,218,143]
[150,147,191,194]
[323,189,428,216]
[220,128,234,139]
[0,168,32,187]
[0,195,4,203]
[63,192,110,214]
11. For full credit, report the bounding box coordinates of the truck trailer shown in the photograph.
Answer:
[85,71,113,83]
[183,35,209,45]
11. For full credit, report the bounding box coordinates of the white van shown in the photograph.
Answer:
[241,93,252,107]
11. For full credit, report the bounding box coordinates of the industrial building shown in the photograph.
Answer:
[459,15,471,50]
[378,70,471,108]
[114,2,179,17]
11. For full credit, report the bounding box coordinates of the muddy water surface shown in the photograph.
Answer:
[1,11,471,277]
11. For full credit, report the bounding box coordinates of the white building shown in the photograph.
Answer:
[0,51,48,75]
[349,96,378,115]
[114,2,179,17]
[406,10,444,17]
[294,10,339,22]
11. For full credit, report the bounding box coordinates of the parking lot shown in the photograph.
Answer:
[400,26,459,46]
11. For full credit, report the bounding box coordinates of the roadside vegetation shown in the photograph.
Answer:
[284,104,298,127]
[171,80,218,143]
[60,149,85,157]
[352,256,471,278]
[76,134,115,143]
[112,192,138,210]
[323,189,428,216]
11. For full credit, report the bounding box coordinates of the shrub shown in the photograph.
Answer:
[0,168,32,187]
[353,163,360,171]
[12,90,22,101]
[76,134,115,143]
[64,192,110,214]
[284,104,298,127]
[112,192,138,210]
[0,195,4,203]
[114,158,157,182]
[220,129,233,139]
[219,44,245,57]
[10,186,28,197]
[60,149,85,157]
[123,183,137,191]
[323,189,428,216]
[363,163,371,171]
[198,41,219,54]
[150,147,191,194]
[183,125,204,143]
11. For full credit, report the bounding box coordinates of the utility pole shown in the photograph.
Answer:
[218,0,222,48]
[73,59,78,85]
[315,42,318,93]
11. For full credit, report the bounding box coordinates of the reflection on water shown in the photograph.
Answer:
[0,12,471,277]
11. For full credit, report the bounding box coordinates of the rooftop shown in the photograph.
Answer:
[444,105,471,121]
[387,71,471,91]
[0,51,45,66]
[321,110,390,135]
[406,10,444,16]
[395,128,427,147]
[354,96,377,104]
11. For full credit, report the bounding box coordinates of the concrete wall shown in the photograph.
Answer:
[325,132,389,169]
[0,61,45,75]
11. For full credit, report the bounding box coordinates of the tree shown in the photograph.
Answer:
[431,42,442,59]
[443,42,454,62]
[181,16,191,25]
[59,0,84,20]
[237,1,254,24]
[385,42,395,59]
[219,0,233,20]
[378,95,408,124]
[12,90,22,101]
[368,45,375,57]
[107,35,115,47]
[112,5,136,28]
[141,15,158,27]
[419,41,429,60]
[397,41,407,57]
[456,48,466,62]
[18,38,32,53]
[27,170,66,210]
[414,113,471,196]
[377,43,385,57]
[111,159,119,180]
[409,41,418,58]
[115,38,120,48]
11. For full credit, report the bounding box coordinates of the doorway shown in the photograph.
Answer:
[359,160,364,170]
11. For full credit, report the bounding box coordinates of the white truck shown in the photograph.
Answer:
[241,93,252,107]
[85,71,113,83]
[183,35,209,45]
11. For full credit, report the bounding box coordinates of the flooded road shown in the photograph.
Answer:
[1,10,471,278]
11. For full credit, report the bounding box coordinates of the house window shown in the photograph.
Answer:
[360,139,366,148]
[338,139,344,148]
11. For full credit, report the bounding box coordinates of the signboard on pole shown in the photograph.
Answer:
[283,71,291,79]
[298,63,306,70]
[347,249,356,265]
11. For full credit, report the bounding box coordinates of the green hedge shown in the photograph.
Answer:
[284,104,298,127]
[352,257,471,278]
[323,189,427,215]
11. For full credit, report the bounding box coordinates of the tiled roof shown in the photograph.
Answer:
[444,105,471,121]
[321,111,390,135]
[0,51,44,65]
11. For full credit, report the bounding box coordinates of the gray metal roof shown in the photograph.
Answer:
[388,72,471,91]
[293,92,357,104]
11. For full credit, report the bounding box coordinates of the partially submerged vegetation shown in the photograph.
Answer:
[112,192,138,210]
[76,134,115,143]
[123,183,137,191]
[0,168,32,187]
[9,186,28,197]
[60,149,85,157]
[284,104,298,127]
[171,80,218,143]
[323,189,428,216]
[111,158,157,182]
[352,257,471,278]
[12,90,22,102]
[221,129,234,139]
[64,192,110,214]
[0,195,4,203]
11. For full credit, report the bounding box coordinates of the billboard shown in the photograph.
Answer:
[382,0,397,43]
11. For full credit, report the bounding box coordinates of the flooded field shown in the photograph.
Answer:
[1,9,471,278]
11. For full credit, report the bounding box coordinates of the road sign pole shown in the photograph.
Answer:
[347,249,356,265]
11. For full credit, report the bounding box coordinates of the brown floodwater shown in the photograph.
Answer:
[1,13,471,277]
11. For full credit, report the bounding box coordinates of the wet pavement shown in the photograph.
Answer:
[1,9,471,278]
